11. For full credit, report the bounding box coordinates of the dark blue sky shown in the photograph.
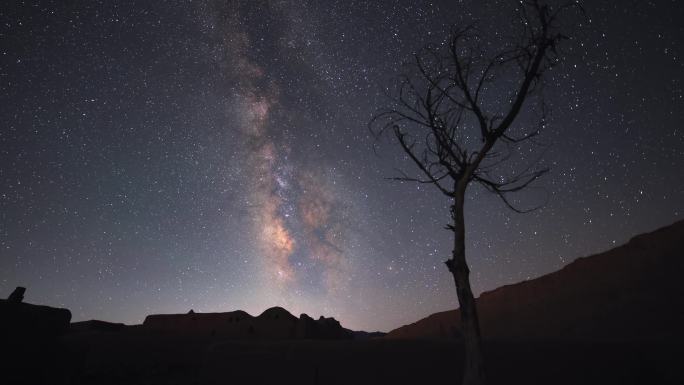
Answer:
[1,0,682,331]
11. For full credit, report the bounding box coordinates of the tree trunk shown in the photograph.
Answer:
[446,188,486,385]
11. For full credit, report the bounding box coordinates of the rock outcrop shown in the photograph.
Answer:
[8,286,25,303]
[70,319,127,333]
[387,220,684,341]
[143,306,352,340]
[296,313,352,339]
[0,287,72,341]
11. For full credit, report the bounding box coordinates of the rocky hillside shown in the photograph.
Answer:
[143,306,352,340]
[1,286,72,341]
[387,220,684,341]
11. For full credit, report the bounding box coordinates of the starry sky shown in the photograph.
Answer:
[1,0,682,332]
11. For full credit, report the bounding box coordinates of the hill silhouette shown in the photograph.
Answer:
[143,306,352,340]
[1,221,683,384]
[1,287,71,340]
[387,220,684,341]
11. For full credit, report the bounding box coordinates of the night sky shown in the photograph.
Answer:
[1,0,682,332]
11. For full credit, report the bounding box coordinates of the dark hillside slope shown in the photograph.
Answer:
[387,220,684,341]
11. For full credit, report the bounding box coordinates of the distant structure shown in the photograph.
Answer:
[143,306,351,340]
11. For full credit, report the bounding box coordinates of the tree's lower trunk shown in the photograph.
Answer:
[446,190,485,385]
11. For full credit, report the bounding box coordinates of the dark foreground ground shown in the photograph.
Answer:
[5,329,683,385]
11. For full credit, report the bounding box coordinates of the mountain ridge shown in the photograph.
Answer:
[386,220,684,341]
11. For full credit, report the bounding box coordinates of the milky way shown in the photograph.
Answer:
[1,0,683,331]
[196,1,355,315]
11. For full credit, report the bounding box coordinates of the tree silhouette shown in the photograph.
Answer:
[371,2,581,384]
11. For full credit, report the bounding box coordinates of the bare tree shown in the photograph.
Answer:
[371,2,581,384]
